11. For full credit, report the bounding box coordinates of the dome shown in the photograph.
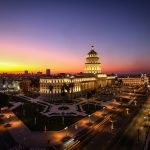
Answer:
[87,46,98,57]
[84,45,101,74]
[88,49,97,55]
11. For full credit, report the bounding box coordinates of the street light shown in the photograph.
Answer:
[88,115,91,123]
[144,116,148,127]
[134,100,137,106]
[64,126,68,137]
[103,106,106,112]
[110,120,114,130]
[75,125,78,130]
[126,108,129,115]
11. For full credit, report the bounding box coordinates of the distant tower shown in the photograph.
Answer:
[24,70,28,75]
[46,69,51,76]
[84,46,101,74]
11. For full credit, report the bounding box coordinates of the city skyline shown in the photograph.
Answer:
[0,0,150,74]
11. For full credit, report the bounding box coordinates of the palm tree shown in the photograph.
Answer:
[61,83,71,102]
[48,85,53,102]
[65,84,70,99]
[61,83,66,105]
[60,84,67,125]
[30,78,40,92]
[86,91,92,112]
[91,89,96,102]
[69,83,74,101]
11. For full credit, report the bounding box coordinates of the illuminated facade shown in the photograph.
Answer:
[40,75,96,95]
[119,74,149,86]
[84,46,101,74]
[0,80,20,91]
[40,46,116,97]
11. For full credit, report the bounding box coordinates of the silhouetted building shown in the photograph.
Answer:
[20,79,31,93]
[24,70,28,75]
[37,72,42,75]
[46,69,51,76]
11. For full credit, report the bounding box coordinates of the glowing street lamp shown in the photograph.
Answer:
[64,126,68,137]
[75,125,78,130]
[88,115,91,123]
[144,116,147,127]
[110,120,114,130]
[134,100,137,106]
[103,106,106,112]
[126,108,129,115]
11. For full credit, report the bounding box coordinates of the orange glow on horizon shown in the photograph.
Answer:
[0,40,149,74]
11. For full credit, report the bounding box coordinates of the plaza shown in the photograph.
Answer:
[1,83,149,150]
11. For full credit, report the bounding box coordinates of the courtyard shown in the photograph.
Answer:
[11,95,105,131]
[1,85,148,149]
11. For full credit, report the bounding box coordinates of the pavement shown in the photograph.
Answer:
[1,102,115,148]
[1,88,145,149]
[73,93,149,150]
[110,97,150,150]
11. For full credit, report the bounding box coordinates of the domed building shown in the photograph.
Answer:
[84,46,101,74]
[40,46,117,99]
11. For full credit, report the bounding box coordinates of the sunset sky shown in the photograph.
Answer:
[0,0,150,74]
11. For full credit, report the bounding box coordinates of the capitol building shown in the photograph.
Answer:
[40,46,149,98]
[40,46,116,98]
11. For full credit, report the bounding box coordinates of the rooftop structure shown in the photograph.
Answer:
[84,46,101,74]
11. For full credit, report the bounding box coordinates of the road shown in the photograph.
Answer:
[0,114,29,150]
[110,101,150,150]
[0,123,20,150]
[72,94,149,150]
[65,115,111,150]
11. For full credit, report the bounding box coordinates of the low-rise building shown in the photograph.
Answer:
[118,74,149,86]
[20,79,31,93]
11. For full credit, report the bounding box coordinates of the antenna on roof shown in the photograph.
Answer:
[91,45,94,50]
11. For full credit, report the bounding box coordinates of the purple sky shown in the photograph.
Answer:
[0,0,150,74]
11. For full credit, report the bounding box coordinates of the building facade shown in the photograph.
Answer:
[84,46,101,74]
[20,79,31,93]
[119,74,149,86]
[46,69,51,76]
[40,46,116,98]
[40,75,96,97]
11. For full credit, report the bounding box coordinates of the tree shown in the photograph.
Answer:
[69,83,74,101]
[91,89,96,101]
[118,79,123,86]
[65,84,70,95]
[30,78,40,91]
[61,83,72,102]
[86,91,92,112]
[0,93,9,112]
[48,85,53,102]
[61,83,67,105]
[60,84,67,125]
